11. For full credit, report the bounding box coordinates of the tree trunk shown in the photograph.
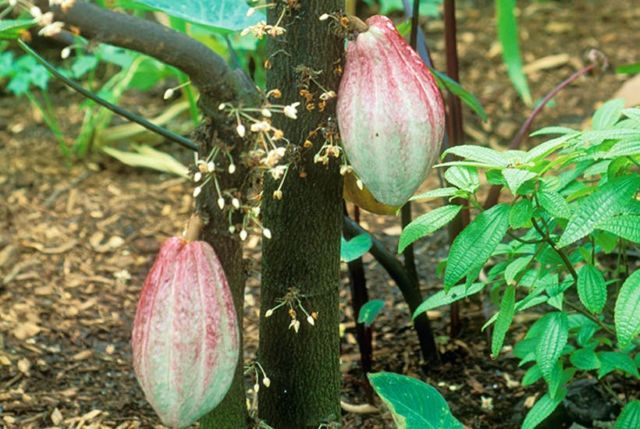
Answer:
[258,1,344,428]
[194,121,248,428]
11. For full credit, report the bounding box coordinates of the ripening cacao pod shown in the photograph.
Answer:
[131,236,239,428]
[337,15,446,206]
[343,171,400,215]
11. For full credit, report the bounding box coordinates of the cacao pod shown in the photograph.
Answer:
[343,171,400,215]
[131,236,239,428]
[337,15,446,206]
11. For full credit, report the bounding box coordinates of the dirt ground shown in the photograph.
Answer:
[1,1,639,428]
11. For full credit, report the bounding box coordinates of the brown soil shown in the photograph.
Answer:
[1,1,639,428]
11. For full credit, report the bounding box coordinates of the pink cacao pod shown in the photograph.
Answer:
[337,15,446,206]
[131,236,239,428]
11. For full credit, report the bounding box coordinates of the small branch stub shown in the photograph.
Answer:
[184,214,204,242]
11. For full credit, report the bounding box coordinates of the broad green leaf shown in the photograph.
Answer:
[443,145,509,168]
[577,265,607,314]
[592,99,625,130]
[530,126,578,137]
[413,283,485,318]
[521,365,542,386]
[368,372,463,429]
[524,133,579,163]
[509,199,534,229]
[597,352,639,378]
[570,348,600,370]
[444,166,480,193]
[0,19,35,40]
[128,0,260,31]
[583,129,640,145]
[616,401,640,429]
[444,204,510,289]
[604,140,640,158]
[495,0,532,105]
[341,233,373,263]
[537,191,572,219]
[410,187,459,202]
[598,215,640,243]
[614,269,640,348]
[491,285,516,358]
[557,175,640,248]
[502,168,537,195]
[504,256,532,285]
[399,205,462,253]
[102,145,189,177]
[429,68,488,121]
[535,312,569,384]
[358,300,385,327]
[522,390,566,429]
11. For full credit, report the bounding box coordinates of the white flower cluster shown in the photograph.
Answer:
[264,287,317,334]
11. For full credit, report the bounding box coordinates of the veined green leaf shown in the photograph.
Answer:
[491,285,516,358]
[495,0,531,105]
[597,215,640,243]
[509,199,534,229]
[524,133,579,163]
[503,168,537,195]
[521,365,542,386]
[530,126,578,137]
[577,265,607,314]
[535,312,569,384]
[368,372,463,429]
[597,352,639,378]
[341,233,373,263]
[443,145,510,168]
[522,390,566,429]
[615,401,640,429]
[537,190,572,219]
[557,175,640,248]
[592,99,625,130]
[410,187,459,202]
[504,256,532,285]
[444,204,511,289]
[358,300,385,327]
[614,269,640,348]
[570,348,600,371]
[603,140,640,158]
[413,283,485,318]
[399,205,462,253]
[583,129,640,145]
[444,166,480,193]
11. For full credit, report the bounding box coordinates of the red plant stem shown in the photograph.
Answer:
[444,0,466,338]
[483,62,597,209]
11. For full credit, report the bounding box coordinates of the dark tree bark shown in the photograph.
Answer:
[257,1,344,428]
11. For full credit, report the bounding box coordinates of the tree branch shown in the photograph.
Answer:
[39,1,258,110]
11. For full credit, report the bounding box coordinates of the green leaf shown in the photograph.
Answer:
[410,187,459,202]
[0,19,36,40]
[504,256,532,285]
[444,204,511,289]
[127,0,259,31]
[399,205,462,253]
[530,126,578,137]
[503,168,537,195]
[614,269,640,348]
[577,265,607,314]
[491,285,516,358]
[604,140,640,158]
[598,352,639,378]
[509,199,534,229]
[358,300,385,327]
[413,283,485,318]
[495,0,532,105]
[444,166,480,193]
[522,390,566,429]
[598,215,640,243]
[557,175,640,248]
[570,348,600,371]
[535,312,569,384]
[522,365,542,386]
[524,133,580,163]
[341,233,373,263]
[592,99,625,130]
[615,401,640,429]
[617,63,640,74]
[537,191,572,219]
[429,68,487,121]
[368,372,463,429]
[443,145,508,168]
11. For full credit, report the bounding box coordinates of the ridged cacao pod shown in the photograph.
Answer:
[337,15,446,206]
[131,237,239,428]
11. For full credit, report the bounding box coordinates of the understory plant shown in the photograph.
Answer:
[399,99,640,428]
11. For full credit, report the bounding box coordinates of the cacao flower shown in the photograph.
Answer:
[131,236,239,428]
[337,15,446,206]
